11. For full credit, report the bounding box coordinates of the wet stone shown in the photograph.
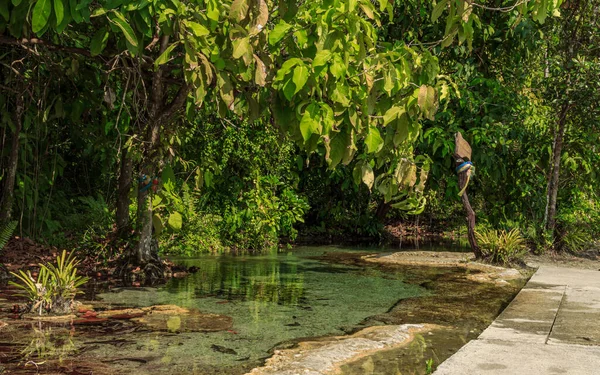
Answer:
[131,310,233,333]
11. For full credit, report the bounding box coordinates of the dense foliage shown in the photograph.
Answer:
[1,0,598,265]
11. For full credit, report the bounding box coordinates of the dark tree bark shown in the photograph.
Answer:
[116,147,133,235]
[375,201,391,222]
[456,161,482,259]
[544,104,569,235]
[0,95,24,224]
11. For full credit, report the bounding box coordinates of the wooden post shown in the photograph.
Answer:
[454,132,482,258]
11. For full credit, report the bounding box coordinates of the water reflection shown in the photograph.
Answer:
[168,254,308,306]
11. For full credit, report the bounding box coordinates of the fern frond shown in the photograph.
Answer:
[0,220,17,251]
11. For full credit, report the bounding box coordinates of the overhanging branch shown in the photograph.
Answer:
[0,36,95,58]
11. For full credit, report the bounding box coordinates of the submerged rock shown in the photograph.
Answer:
[132,311,232,333]
[363,251,526,285]
[246,324,438,375]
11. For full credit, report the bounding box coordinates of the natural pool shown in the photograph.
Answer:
[0,246,523,374]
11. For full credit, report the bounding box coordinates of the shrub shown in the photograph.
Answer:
[476,228,527,265]
[9,250,89,315]
[161,213,227,256]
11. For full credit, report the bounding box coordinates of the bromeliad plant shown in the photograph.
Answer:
[475,228,527,265]
[9,250,89,315]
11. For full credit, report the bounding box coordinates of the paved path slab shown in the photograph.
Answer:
[434,266,600,375]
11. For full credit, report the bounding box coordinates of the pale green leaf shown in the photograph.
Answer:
[108,11,139,53]
[329,55,346,79]
[361,162,374,190]
[383,106,403,126]
[232,37,251,59]
[292,64,309,94]
[154,42,179,69]
[167,212,183,231]
[269,21,292,45]
[365,126,384,153]
[312,50,333,68]
[185,21,210,37]
[300,103,320,141]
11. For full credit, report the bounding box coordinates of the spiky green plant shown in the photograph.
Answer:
[44,250,90,312]
[0,220,17,251]
[9,268,53,315]
[9,250,89,315]
[476,228,527,265]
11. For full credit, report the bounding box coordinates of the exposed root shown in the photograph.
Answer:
[114,251,167,285]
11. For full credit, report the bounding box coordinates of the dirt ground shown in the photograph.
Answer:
[525,249,600,270]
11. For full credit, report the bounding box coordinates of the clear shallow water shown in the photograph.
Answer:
[0,246,432,374]
[96,247,427,370]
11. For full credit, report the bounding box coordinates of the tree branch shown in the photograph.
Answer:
[0,36,95,57]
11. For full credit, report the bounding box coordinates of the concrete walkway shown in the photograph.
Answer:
[434,266,600,375]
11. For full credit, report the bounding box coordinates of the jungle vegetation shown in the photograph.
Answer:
[0,0,598,269]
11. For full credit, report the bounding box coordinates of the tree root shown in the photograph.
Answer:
[114,253,167,285]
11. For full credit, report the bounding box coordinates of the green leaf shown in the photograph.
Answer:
[54,0,65,25]
[327,134,346,169]
[185,21,210,37]
[12,0,23,6]
[204,170,214,188]
[365,126,383,153]
[152,214,164,235]
[283,79,296,101]
[230,0,249,21]
[269,21,292,45]
[432,0,448,22]
[108,11,139,53]
[154,42,179,69]
[383,106,403,126]
[161,165,176,191]
[276,57,302,81]
[70,0,82,22]
[329,55,346,79]
[232,37,250,59]
[348,0,358,12]
[167,212,183,231]
[0,1,9,21]
[361,162,374,190]
[312,50,332,68]
[90,28,110,56]
[292,64,309,94]
[32,0,52,34]
[299,103,319,141]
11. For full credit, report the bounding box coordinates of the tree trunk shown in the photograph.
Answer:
[136,121,161,265]
[116,147,133,236]
[375,201,391,222]
[544,104,569,236]
[0,95,24,224]
[456,163,482,258]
